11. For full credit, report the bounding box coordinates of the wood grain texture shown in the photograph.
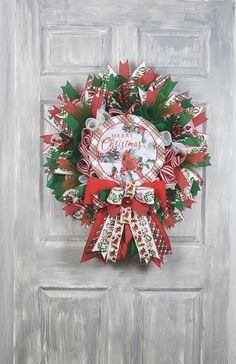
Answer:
[141,290,202,363]
[0,0,15,363]
[15,0,41,363]
[229,4,236,363]
[40,288,106,364]
[139,27,209,76]
[14,0,234,363]
[39,287,202,364]
[202,2,233,363]
[41,26,112,74]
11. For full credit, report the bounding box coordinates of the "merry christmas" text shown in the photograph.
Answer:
[101,137,142,151]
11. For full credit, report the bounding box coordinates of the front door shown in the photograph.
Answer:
[15,1,233,363]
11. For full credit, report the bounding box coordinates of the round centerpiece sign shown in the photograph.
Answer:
[88,114,165,185]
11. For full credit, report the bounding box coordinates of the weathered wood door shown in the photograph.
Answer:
[15,1,233,363]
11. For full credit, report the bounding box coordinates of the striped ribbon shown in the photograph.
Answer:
[159,146,186,184]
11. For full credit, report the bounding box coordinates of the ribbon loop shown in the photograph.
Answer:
[107,187,124,205]
[135,186,154,204]
[106,183,154,206]
[124,181,136,198]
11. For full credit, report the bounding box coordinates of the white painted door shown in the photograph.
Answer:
[15,1,233,363]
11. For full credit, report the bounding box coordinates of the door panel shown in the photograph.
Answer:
[15,0,233,363]
[39,287,202,364]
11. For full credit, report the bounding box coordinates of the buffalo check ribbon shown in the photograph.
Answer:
[81,178,172,267]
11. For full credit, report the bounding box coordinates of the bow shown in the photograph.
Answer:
[81,179,172,267]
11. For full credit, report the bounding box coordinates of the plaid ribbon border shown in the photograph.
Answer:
[88,114,165,186]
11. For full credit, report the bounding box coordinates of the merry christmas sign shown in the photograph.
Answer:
[88,114,165,185]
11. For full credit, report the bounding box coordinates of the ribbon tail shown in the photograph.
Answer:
[106,216,125,262]
[91,93,103,117]
[119,60,129,78]
[150,211,172,267]
[117,224,133,260]
[80,209,107,263]
[152,257,162,268]
[130,213,160,264]
[174,167,190,191]
[92,214,116,259]
[92,214,125,263]
[163,203,175,228]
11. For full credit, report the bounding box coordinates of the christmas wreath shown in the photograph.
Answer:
[42,61,210,267]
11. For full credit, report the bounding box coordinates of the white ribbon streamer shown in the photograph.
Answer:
[160,131,172,146]
[85,106,110,130]
[160,131,186,152]
[78,175,89,185]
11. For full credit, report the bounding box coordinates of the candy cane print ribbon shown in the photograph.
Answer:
[91,182,160,263]
[159,146,187,186]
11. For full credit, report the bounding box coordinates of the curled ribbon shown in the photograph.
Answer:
[159,146,187,185]
[76,157,91,176]
[81,178,172,267]
[78,128,93,157]
[77,107,110,177]
[85,108,110,130]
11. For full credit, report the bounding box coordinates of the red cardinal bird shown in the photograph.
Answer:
[121,151,143,178]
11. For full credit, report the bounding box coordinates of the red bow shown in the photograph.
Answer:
[80,179,172,268]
